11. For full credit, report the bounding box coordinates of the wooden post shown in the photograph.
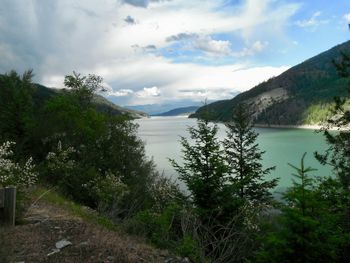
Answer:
[0,188,4,208]
[4,187,16,226]
[0,188,4,223]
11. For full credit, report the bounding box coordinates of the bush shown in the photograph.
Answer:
[0,141,37,188]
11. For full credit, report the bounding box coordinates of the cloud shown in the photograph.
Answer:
[0,0,298,105]
[144,45,157,50]
[235,41,269,57]
[124,15,136,25]
[121,0,149,8]
[108,89,134,97]
[96,54,289,105]
[193,36,232,55]
[344,13,350,23]
[166,33,198,42]
[121,0,171,8]
[295,11,329,29]
[136,86,161,98]
[131,44,157,52]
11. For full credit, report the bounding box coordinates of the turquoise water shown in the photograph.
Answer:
[135,116,332,192]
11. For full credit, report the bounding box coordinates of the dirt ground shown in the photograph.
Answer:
[0,200,170,263]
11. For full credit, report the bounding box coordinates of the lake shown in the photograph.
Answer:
[135,116,333,192]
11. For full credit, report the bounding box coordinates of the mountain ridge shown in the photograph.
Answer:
[191,40,350,125]
[152,106,199,116]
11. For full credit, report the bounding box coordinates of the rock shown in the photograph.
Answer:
[47,248,60,257]
[55,239,72,249]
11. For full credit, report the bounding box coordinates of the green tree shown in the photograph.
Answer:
[0,70,35,156]
[170,117,229,221]
[223,103,277,206]
[257,154,350,263]
[64,71,105,109]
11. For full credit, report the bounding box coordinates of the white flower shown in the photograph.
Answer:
[0,141,38,188]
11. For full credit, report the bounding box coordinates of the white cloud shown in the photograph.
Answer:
[108,89,134,97]
[295,11,329,29]
[193,36,232,55]
[235,41,269,57]
[344,13,350,23]
[136,86,161,98]
[94,54,289,105]
[0,0,298,105]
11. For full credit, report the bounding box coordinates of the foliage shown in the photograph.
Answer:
[302,102,335,124]
[169,117,229,222]
[0,70,36,158]
[125,203,204,262]
[256,154,350,263]
[64,71,105,108]
[223,103,277,206]
[30,187,118,230]
[0,141,37,188]
[0,69,179,229]
[171,105,279,261]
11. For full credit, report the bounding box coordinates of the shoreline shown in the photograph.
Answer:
[253,123,347,131]
[253,123,323,130]
[141,116,346,131]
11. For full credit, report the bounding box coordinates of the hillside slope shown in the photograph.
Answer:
[191,40,350,125]
[33,84,148,119]
[0,188,182,263]
[153,106,199,116]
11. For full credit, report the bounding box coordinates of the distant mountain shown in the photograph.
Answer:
[153,106,199,116]
[33,84,148,119]
[191,40,350,125]
[124,101,205,115]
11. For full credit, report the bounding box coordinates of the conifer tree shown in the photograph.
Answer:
[256,154,349,263]
[223,103,277,206]
[170,117,228,221]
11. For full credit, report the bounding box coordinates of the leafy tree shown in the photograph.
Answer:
[170,117,229,221]
[223,103,277,206]
[63,71,105,108]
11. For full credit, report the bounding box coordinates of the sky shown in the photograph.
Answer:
[0,0,350,106]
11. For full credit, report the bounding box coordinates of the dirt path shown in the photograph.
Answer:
[0,200,170,263]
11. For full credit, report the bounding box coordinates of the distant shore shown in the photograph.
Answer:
[254,124,323,130]
[253,123,345,131]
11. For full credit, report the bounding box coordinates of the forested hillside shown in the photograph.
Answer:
[153,106,199,116]
[191,40,350,125]
[32,83,148,119]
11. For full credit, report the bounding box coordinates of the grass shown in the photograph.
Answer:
[29,186,118,231]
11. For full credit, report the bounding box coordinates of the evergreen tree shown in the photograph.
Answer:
[223,103,277,206]
[256,154,350,263]
[170,117,228,221]
[0,70,35,157]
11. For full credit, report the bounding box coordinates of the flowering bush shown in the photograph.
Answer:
[84,170,129,215]
[0,141,38,187]
[46,141,76,171]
